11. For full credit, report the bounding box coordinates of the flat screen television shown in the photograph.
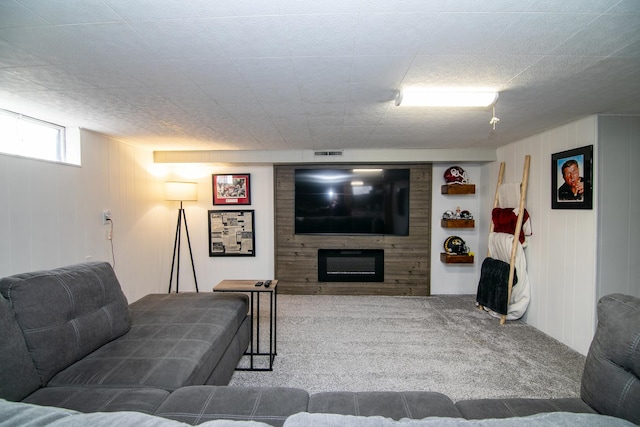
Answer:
[294,168,410,235]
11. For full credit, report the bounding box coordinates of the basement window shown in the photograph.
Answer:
[0,109,80,165]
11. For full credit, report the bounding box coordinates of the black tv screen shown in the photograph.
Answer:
[294,168,410,235]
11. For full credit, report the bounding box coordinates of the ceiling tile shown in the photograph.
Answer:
[206,16,290,58]
[292,57,353,86]
[200,84,258,105]
[354,13,435,56]
[418,13,517,55]
[189,0,279,17]
[176,58,246,86]
[364,0,447,13]
[442,0,535,12]
[119,61,193,87]
[492,13,596,55]
[0,0,48,28]
[103,0,200,20]
[607,0,640,13]
[299,84,349,103]
[525,0,619,13]
[17,0,122,24]
[0,23,160,64]
[405,55,541,87]
[58,62,143,89]
[250,83,303,104]
[613,39,640,58]
[5,65,96,90]
[0,69,48,91]
[233,57,296,86]
[129,20,226,60]
[0,39,48,67]
[283,14,358,57]
[552,13,640,56]
[349,56,414,86]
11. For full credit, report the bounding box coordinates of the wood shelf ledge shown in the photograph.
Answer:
[441,219,475,228]
[440,253,474,264]
[441,184,476,194]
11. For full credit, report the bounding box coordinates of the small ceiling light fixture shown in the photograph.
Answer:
[395,87,499,107]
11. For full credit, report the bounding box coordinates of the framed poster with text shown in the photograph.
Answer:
[208,210,255,257]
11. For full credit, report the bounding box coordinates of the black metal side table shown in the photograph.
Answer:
[213,279,277,371]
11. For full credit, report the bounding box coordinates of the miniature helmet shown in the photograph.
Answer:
[444,236,469,255]
[459,210,473,219]
[442,210,456,219]
[444,166,468,184]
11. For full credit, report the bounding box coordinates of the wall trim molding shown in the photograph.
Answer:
[154,148,496,164]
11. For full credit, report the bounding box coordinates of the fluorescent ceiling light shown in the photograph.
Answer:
[395,88,499,107]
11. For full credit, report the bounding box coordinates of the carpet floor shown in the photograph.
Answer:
[229,294,586,402]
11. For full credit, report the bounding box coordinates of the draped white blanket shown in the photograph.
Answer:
[487,232,531,320]
[498,182,521,211]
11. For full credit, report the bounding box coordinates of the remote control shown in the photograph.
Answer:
[264,280,272,288]
[255,281,263,287]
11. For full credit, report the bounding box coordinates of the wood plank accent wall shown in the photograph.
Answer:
[274,164,432,296]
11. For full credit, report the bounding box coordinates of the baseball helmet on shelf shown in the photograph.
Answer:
[444,236,469,255]
[459,210,473,219]
[443,166,468,184]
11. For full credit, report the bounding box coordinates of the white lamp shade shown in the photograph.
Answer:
[165,181,198,201]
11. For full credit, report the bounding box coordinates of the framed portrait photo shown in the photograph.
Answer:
[212,174,250,205]
[551,145,593,210]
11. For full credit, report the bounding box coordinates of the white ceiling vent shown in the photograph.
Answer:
[314,150,343,157]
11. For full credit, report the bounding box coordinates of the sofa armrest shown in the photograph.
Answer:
[581,293,640,425]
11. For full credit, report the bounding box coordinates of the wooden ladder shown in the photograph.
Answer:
[484,155,531,325]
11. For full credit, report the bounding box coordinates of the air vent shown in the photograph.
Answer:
[314,150,343,157]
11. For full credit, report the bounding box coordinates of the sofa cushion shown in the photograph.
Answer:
[155,386,309,426]
[581,293,640,425]
[308,391,462,420]
[0,294,42,401]
[283,412,636,426]
[0,399,272,426]
[455,398,595,419]
[48,292,249,391]
[0,262,130,385]
[23,386,169,414]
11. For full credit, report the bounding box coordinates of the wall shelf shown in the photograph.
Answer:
[441,184,475,194]
[440,253,474,264]
[441,219,475,228]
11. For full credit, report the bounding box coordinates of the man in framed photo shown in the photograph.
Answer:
[558,158,584,201]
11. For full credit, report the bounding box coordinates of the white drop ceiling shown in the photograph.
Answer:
[1,0,639,152]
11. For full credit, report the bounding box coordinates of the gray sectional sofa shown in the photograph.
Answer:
[1,262,638,426]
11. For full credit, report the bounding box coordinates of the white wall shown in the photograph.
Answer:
[160,165,275,294]
[0,130,277,303]
[597,115,640,299]
[480,116,598,355]
[0,129,167,302]
[430,164,483,294]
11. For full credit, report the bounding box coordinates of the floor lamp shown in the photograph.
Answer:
[166,181,199,293]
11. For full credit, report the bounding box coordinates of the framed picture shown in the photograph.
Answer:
[212,174,250,205]
[551,145,593,210]
[208,210,255,257]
